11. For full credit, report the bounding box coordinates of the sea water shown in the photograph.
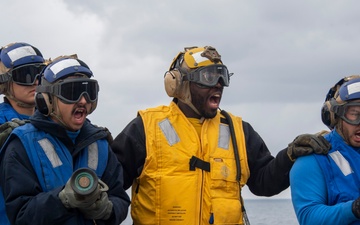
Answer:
[244,198,298,225]
[120,198,299,225]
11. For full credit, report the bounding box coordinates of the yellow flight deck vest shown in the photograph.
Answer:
[133,101,250,225]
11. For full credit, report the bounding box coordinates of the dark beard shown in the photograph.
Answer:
[191,93,217,119]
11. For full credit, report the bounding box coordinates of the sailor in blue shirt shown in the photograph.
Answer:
[290,75,360,225]
[0,42,45,225]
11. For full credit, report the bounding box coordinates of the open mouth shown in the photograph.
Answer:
[73,108,87,120]
[355,130,360,140]
[208,93,221,109]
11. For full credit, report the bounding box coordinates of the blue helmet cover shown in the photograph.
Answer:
[0,42,44,68]
[43,57,93,83]
[339,78,360,101]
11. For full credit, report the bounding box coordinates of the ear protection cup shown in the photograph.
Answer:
[164,69,183,97]
[0,82,8,95]
[164,50,186,98]
[321,100,337,129]
[321,78,345,129]
[35,92,51,116]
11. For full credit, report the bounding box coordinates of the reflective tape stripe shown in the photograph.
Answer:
[50,58,80,76]
[347,82,360,95]
[7,46,37,63]
[88,142,99,170]
[218,124,230,150]
[192,51,208,64]
[329,151,353,176]
[38,138,63,168]
[159,119,179,146]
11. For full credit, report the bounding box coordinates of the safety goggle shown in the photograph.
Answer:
[8,63,45,86]
[36,78,99,104]
[333,102,360,125]
[184,64,231,87]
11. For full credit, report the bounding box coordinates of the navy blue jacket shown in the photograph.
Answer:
[0,110,130,225]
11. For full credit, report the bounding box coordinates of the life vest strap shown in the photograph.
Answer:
[189,156,210,172]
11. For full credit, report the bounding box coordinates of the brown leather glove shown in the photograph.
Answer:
[352,198,360,218]
[287,133,331,161]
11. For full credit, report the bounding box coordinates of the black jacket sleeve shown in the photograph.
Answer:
[242,121,293,196]
[111,116,146,190]
[100,146,131,224]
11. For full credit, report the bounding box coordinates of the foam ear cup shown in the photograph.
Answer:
[0,83,8,95]
[35,92,49,115]
[321,101,331,128]
[164,69,182,97]
[321,98,338,129]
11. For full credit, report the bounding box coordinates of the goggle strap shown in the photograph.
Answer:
[0,74,10,83]
[36,85,53,93]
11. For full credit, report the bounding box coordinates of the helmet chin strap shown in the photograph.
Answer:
[182,100,201,117]
[6,94,35,108]
[49,96,73,131]
[6,82,35,108]
[175,81,202,117]
[189,102,207,124]
[179,100,205,124]
[50,111,70,130]
[336,120,350,145]
[178,94,208,124]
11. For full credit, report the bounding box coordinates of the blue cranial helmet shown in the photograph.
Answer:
[337,77,360,102]
[42,56,93,83]
[0,42,44,69]
[322,76,360,129]
[0,42,45,96]
[35,55,98,116]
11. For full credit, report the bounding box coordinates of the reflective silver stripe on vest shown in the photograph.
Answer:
[159,118,179,146]
[38,138,63,168]
[88,142,99,170]
[218,124,230,150]
[329,151,353,176]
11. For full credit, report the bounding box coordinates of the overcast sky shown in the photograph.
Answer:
[2,0,360,210]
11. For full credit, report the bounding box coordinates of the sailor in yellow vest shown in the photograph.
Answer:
[111,46,330,225]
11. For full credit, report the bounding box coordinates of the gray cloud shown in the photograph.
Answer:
[2,0,360,205]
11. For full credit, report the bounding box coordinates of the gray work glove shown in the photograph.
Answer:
[0,119,29,146]
[59,178,101,209]
[287,132,331,161]
[79,192,113,220]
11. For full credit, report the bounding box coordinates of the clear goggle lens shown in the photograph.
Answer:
[187,64,230,87]
[9,63,45,86]
[335,102,360,125]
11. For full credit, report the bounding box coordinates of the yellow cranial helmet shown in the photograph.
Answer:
[182,46,222,69]
[164,46,227,116]
[168,46,223,71]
